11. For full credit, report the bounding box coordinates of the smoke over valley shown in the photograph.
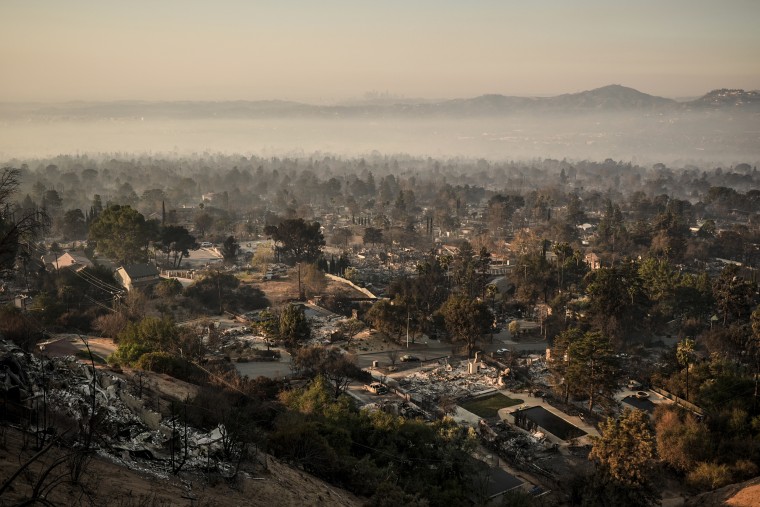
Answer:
[2,86,758,165]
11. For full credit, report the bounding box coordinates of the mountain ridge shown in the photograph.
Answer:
[2,85,758,120]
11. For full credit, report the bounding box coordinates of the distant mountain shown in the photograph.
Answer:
[544,84,678,110]
[422,85,677,115]
[1,85,757,120]
[688,88,760,108]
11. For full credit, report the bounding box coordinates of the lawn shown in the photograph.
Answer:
[459,393,524,418]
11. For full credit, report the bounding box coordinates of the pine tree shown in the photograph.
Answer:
[587,408,658,506]
[279,303,311,350]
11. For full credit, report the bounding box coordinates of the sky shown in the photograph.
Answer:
[1,0,759,103]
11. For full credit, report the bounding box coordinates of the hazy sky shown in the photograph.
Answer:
[2,0,759,102]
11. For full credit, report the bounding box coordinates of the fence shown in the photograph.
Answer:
[161,269,195,279]
[651,386,704,416]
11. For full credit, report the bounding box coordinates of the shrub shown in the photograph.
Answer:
[109,316,180,365]
[687,462,733,490]
[732,459,759,481]
[135,352,207,384]
[0,305,43,351]
[55,311,94,332]
[93,312,129,339]
[155,278,183,298]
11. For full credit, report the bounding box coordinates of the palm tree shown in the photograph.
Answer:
[676,338,695,401]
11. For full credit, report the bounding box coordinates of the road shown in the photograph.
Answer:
[346,381,400,405]
[356,328,547,370]
[233,350,293,379]
[39,334,117,363]
[182,247,223,268]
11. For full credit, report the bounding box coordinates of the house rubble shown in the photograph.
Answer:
[0,339,258,481]
[397,355,510,403]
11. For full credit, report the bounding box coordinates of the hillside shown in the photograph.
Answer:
[684,476,760,507]
[0,425,361,507]
[688,88,760,108]
[0,339,362,506]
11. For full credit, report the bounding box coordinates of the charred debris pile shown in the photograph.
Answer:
[0,339,258,482]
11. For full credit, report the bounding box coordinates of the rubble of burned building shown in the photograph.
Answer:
[397,356,509,404]
[360,399,430,420]
[476,418,589,484]
[0,339,260,483]
[393,351,550,408]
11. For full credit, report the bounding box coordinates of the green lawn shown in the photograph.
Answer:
[459,393,524,418]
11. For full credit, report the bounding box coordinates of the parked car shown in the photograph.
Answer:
[200,241,213,248]
[365,382,388,395]
[400,354,420,362]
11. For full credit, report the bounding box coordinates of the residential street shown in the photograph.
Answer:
[356,326,547,370]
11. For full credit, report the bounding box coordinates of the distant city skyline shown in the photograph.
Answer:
[1,0,759,103]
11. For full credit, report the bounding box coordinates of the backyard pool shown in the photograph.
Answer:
[622,395,657,413]
[513,406,586,441]
[459,393,523,418]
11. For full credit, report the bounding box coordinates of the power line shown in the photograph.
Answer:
[21,241,124,294]
[75,268,123,294]
[84,294,117,313]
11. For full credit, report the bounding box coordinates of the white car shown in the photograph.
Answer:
[365,382,388,395]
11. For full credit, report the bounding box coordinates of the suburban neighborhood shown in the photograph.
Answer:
[1,155,759,506]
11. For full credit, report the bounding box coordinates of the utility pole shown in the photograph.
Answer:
[216,270,222,315]
[297,262,304,300]
[406,309,410,349]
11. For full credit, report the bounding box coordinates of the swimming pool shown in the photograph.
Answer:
[513,406,586,441]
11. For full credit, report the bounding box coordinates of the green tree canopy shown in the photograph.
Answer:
[595,199,627,254]
[158,224,198,268]
[264,218,325,265]
[221,235,239,264]
[185,271,238,314]
[566,330,621,411]
[184,270,267,314]
[585,263,647,343]
[88,205,157,264]
[155,277,183,298]
[587,408,658,506]
[548,327,584,403]
[273,375,478,505]
[654,406,711,473]
[193,212,213,237]
[365,299,406,343]
[110,316,179,365]
[363,227,383,245]
[279,303,311,350]
[439,294,491,357]
[61,208,87,240]
[712,264,755,326]
[292,346,362,398]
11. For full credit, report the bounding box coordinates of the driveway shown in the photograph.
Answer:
[234,350,293,379]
